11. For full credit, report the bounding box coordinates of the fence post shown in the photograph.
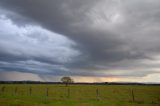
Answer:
[1,86,5,94]
[29,87,32,96]
[15,87,17,95]
[46,88,48,97]
[96,88,100,101]
[131,89,135,102]
[67,88,70,98]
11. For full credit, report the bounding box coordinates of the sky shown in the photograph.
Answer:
[0,0,160,83]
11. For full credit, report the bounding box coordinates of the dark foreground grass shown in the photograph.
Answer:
[0,84,160,106]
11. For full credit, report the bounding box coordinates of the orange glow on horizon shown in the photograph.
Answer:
[72,76,121,83]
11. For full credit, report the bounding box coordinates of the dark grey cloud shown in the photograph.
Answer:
[0,0,160,80]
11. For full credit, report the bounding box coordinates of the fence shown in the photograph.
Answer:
[0,85,160,105]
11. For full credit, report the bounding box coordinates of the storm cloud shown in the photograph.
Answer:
[0,0,160,82]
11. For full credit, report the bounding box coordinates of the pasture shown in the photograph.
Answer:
[0,84,160,106]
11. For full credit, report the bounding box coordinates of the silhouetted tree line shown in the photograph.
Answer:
[0,81,159,86]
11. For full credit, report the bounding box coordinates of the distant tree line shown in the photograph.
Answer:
[0,80,159,86]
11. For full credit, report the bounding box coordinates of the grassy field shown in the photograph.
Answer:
[0,84,160,106]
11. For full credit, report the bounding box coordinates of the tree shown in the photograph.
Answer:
[61,76,74,86]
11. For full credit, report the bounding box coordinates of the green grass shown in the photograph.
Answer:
[0,84,160,106]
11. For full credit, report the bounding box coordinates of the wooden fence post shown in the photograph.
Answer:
[96,88,100,101]
[29,87,32,95]
[67,88,70,98]
[46,88,48,97]
[131,89,135,102]
[15,87,17,95]
[1,86,5,93]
